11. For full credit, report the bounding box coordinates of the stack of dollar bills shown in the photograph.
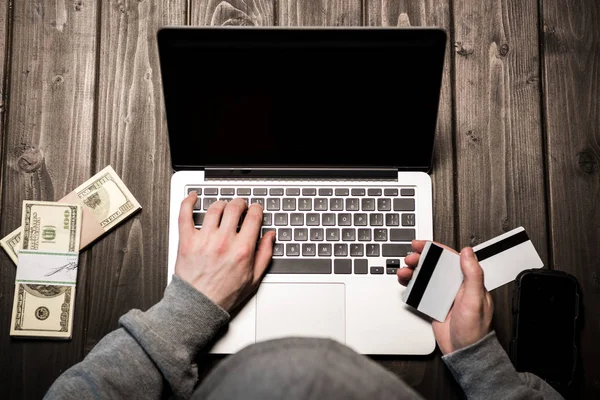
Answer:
[1,166,141,339]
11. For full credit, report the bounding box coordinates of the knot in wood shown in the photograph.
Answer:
[577,150,598,174]
[53,74,64,85]
[74,0,83,11]
[17,147,44,173]
[499,44,509,56]
[454,41,474,57]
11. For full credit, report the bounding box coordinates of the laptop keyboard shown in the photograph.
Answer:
[188,186,416,275]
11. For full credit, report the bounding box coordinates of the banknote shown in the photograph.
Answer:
[1,165,141,265]
[10,201,82,339]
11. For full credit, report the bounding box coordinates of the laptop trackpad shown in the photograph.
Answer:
[256,283,346,344]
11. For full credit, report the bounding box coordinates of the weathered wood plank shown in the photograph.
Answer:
[542,0,600,397]
[0,0,98,398]
[365,1,458,398]
[0,0,11,218]
[83,0,186,355]
[191,0,274,26]
[453,0,547,352]
[278,0,361,26]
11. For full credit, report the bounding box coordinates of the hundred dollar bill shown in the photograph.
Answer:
[10,201,82,339]
[1,165,141,264]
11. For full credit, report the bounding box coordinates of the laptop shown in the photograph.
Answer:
[158,27,446,355]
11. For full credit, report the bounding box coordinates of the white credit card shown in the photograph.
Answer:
[401,226,544,322]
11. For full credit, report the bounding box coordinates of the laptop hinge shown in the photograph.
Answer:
[205,168,398,180]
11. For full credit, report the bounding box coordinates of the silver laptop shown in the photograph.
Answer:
[158,27,447,355]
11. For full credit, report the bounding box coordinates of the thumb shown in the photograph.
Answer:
[252,232,275,285]
[460,247,485,297]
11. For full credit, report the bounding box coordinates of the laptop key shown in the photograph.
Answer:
[310,228,324,241]
[278,228,292,241]
[354,213,368,226]
[203,198,217,210]
[361,198,375,211]
[192,212,205,226]
[346,198,359,211]
[384,188,398,196]
[334,259,352,274]
[262,227,276,237]
[302,188,317,196]
[342,228,355,241]
[351,188,365,196]
[322,213,336,226]
[374,229,387,241]
[326,228,340,241]
[386,259,401,275]
[294,228,308,241]
[275,213,288,226]
[338,213,352,226]
[272,243,284,256]
[286,243,300,256]
[335,188,349,196]
[330,198,344,211]
[291,213,304,226]
[270,188,284,196]
[237,188,251,196]
[314,198,328,211]
[350,243,364,257]
[204,188,218,196]
[368,188,382,196]
[221,188,235,196]
[193,197,202,210]
[370,213,384,226]
[401,188,415,196]
[371,266,384,275]
[393,198,415,211]
[267,198,280,211]
[188,187,202,195]
[282,198,296,211]
[318,244,332,256]
[253,188,267,196]
[358,228,371,241]
[382,244,412,257]
[302,243,316,256]
[354,259,368,274]
[402,213,416,226]
[390,228,416,241]
[334,244,348,256]
[298,198,312,211]
[319,188,333,196]
[386,213,400,226]
[262,213,272,226]
[268,258,331,274]
[286,188,300,196]
[306,213,320,226]
[367,244,380,257]
[251,198,265,207]
[377,198,391,211]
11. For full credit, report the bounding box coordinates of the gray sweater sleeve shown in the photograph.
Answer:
[44,275,230,400]
[442,331,564,399]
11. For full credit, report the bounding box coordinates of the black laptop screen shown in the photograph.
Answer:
[158,28,446,171]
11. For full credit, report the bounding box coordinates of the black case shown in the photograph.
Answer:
[510,269,580,395]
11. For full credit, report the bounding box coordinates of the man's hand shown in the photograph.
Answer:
[398,240,494,355]
[174,192,275,312]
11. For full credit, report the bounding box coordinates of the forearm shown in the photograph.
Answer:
[442,331,563,399]
[44,275,229,400]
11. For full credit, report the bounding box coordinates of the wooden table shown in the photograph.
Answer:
[0,1,598,398]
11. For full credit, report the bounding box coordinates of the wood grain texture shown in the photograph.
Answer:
[453,0,547,349]
[365,1,459,398]
[0,0,11,219]
[0,0,98,398]
[278,0,361,26]
[542,0,600,397]
[81,0,186,355]
[191,0,274,26]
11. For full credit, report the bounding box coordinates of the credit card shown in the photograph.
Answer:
[401,227,543,322]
